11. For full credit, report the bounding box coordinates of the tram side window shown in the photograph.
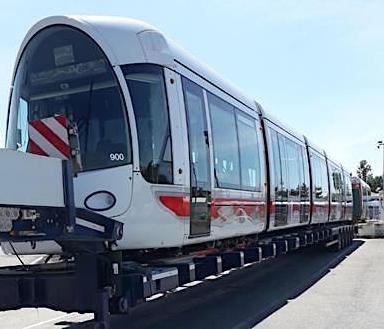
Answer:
[320,158,329,200]
[344,173,352,201]
[313,155,329,201]
[271,130,282,194]
[123,64,173,184]
[272,132,307,199]
[271,130,296,198]
[330,166,337,201]
[313,155,323,199]
[331,166,342,202]
[208,93,240,189]
[339,172,344,198]
[299,146,309,200]
[182,78,209,186]
[285,138,301,197]
[16,98,29,152]
[236,111,261,191]
[297,143,305,197]
[278,134,289,198]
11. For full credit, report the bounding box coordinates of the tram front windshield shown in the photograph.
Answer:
[7,26,131,172]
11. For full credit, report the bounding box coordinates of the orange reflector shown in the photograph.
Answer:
[159,196,190,217]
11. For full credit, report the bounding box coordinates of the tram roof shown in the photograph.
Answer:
[16,15,256,110]
[17,15,343,168]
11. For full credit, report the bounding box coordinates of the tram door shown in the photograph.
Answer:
[183,78,212,237]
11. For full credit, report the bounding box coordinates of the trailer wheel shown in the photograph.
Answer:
[118,297,129,314]
[349,226,354,244]
[340,228,344,249]
[110,296,130,314]
[348,227,352,245]
[347,227,351,245]
[94,322,108,329]
[345,227,350,246]
[344,228,348,247]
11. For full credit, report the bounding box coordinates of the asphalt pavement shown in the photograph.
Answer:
[0,239,383,329]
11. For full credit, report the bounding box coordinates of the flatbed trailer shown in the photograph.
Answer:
[0,220,355,329]
[0,151,356,329]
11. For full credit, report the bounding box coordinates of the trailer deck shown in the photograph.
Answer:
[0,224,354,329]
[0,238,378,329]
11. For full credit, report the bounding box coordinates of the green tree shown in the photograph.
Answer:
[357,160,372,183]
[367,175,383,192]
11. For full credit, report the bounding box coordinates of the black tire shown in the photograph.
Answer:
[94,322,107,329]
[338,229,343,250]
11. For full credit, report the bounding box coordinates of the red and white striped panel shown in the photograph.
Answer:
[28,115,70,159]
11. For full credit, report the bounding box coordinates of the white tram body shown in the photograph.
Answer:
[4,16,355,254]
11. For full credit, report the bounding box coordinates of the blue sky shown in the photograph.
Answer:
[1,0,383,175]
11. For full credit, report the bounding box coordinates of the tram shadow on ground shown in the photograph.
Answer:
[62,240,364,329]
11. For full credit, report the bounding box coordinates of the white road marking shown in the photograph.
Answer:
[146,293,164,301]
[21,313,79,329]
[183,280,203,287]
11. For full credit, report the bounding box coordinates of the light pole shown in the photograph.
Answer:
[377,141,384,218]
[378,141,384,193]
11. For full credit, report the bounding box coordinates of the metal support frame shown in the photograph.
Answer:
[193,255,222,280]
[220,251,245,270]
[0,160,123,248]
[0,178,353,329]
